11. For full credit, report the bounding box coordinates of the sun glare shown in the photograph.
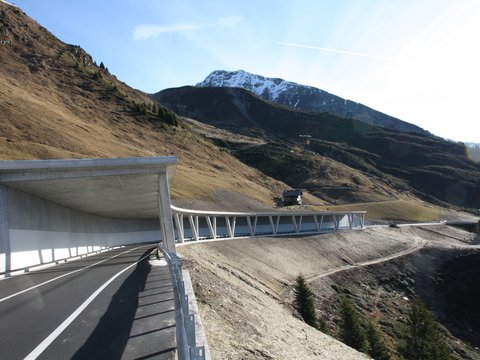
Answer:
[466,146,480,163]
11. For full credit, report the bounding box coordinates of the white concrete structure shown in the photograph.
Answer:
[171,206,366,243]
[0,157,177,275]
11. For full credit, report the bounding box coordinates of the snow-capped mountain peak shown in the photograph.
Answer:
[197,69,318,104]
[196,69,428,135]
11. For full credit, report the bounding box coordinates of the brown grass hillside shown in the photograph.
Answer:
[0,2,297,209]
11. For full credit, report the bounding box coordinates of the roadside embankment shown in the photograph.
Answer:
[177,226,457,359]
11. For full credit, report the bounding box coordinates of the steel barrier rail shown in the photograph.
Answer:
[160,247,205,360]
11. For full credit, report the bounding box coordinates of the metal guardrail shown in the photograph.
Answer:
[161,248,205,360]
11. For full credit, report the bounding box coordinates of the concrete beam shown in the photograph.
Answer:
[0,157,177,219]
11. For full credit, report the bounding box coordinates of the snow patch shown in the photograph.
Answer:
[0,0,16,6]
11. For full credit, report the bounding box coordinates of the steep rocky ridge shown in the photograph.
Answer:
[197,69,429,135]
[153,86,480,210]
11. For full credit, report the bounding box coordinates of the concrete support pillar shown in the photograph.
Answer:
[0,184,10,275]
[174,214,185,243]
[195,216,199,238]
[213,216,217,238]
[157,172,176,252]
[206,216,215,239]
[231,217,236,237]
[226,217,233,238]
[246,216,253,236]
[188,216,199,241]
[268,216,275,235]
[252,216,258,236]
[292,216,299,234]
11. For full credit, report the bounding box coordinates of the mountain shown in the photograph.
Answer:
[153,86,480,209]
[3,1,478,211]
[197,70,429,135]
[2,5,480,359]
[0,1,292,210]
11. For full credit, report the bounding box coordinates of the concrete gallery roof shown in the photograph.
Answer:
[0,157,177,219]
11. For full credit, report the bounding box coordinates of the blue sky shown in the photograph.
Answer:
[12,0,480,143]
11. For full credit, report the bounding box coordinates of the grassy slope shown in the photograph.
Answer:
[0,2,292,208]
[316,200,441,222]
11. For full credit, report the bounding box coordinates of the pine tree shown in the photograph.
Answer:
[99,61,105,70]
[366,321,391,360]
[338,297,368,353]
[398,298,451,360]
[293,275,318,329]
[318,315,329,334]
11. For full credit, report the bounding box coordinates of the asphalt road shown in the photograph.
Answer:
[0,244,176,360]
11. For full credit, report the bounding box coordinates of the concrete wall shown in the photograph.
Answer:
[0,185,161,274]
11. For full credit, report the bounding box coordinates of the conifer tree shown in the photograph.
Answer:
[366,321,391,360]
[398,298,451,360]
[293,275,318,329]
[339,297,368,353]
[318,315,329,334]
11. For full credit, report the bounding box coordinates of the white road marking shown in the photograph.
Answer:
[0,245,148,303]
[24,250,154,360]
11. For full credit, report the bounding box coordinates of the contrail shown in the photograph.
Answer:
[277,42,392,61]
